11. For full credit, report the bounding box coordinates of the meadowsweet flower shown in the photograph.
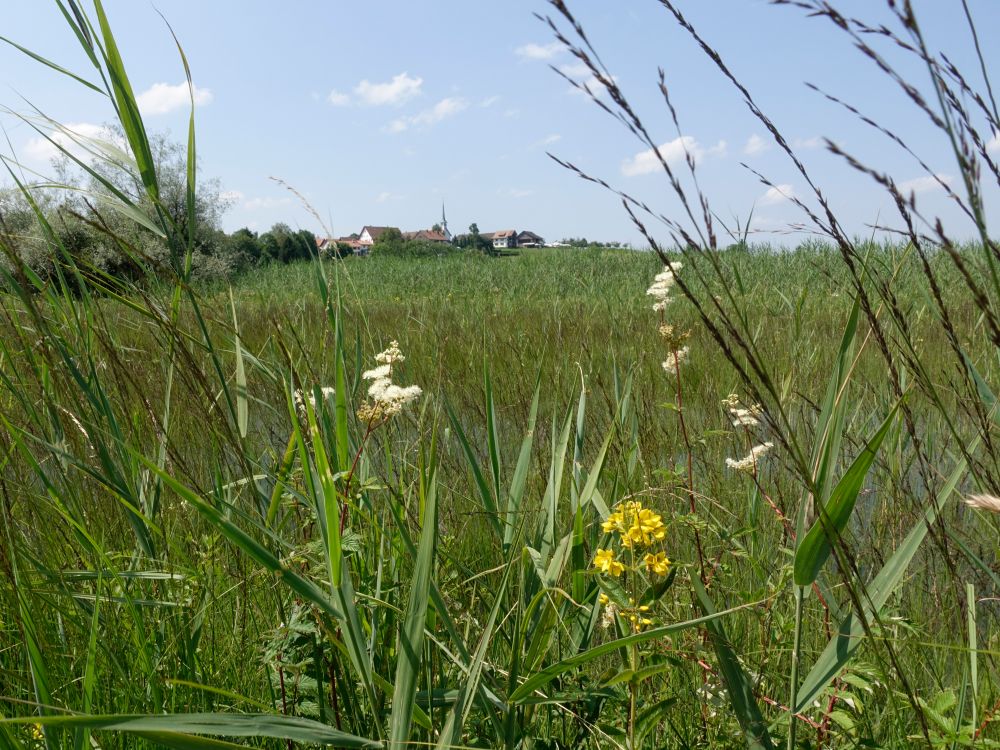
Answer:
[375,340,405,365]
[722,393,762,427]
[965,494,1000,513]
[294,386,336,418]
[726,442,774,473]
[361,364,391,381]
[729,405,762,428]
[592,547,625,576]
[646,262,682,311]
[662,346,690,376]
[358,342,421,422]
[644,551,670,576]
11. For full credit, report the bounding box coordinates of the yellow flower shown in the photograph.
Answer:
[622,508,666,548]
[644,551,671,576]
[30,724,44,741]
[593,548,625,576]
[598,593,610,605]
[601,510,625,535]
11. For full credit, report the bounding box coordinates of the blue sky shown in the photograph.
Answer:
[2,1,998,246]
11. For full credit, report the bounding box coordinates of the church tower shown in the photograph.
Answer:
[440,202,452,242]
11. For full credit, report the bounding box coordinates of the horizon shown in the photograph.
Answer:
[2,1,998,248]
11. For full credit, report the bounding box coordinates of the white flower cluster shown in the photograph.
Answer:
[661,345,690,375]
[724,394,763,427]
[360,341,421,421]
[725,441,774,473]
[294,386,336,418]
[646,261,683,312]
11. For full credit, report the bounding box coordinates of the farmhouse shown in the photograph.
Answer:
[483,229,546,249]
[488,229,517,249]
[403,229,450,243]
[516,230,544,248]
[359,226,398,248]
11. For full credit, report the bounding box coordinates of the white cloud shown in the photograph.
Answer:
[220,190,244,204]
[243,196,292,211]
[759,184,796,206]
[743,134,769,156]
[480,95,500,108]
[136,81,213,115]
[515,42,563,60]
[354,72,422,106]
[793,136,824,150]
[898,174,953,194]
[987,132,1000,154]
[534,133,561,147]
[23,122,110,164]
[328,89,350,106]
[621,136,724,176]
[386,97,467,133]
[500,187,534,198]
[559,62,591,78]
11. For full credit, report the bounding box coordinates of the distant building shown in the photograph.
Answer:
[488,229,517,249]
[359,226,398,249]
[516,230,544,248]
[403,229,450,243]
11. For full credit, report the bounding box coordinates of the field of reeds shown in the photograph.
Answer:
[3,1,1000,749]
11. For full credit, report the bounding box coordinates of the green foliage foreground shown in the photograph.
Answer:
[1,2,1000,750]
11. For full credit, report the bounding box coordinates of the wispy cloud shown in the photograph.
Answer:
[23,122,110,163]
[621,136,725,176]
[328,90,351,106]
[243,196,293,211]
[743,134,769,156]
[759,184,796,206]
[987,132,1000,154]
[515,41,563,60]
[376,191,405,203]
[533,133,561,148]
[480,95,500,108]
[136,82,213,115]
[792,136,824,149]
[500,187,534,198]
[329,72,423,107]
[220,190,245,204]
[898,173,953,194]
[386,97,467,133]
[560,62,619,98]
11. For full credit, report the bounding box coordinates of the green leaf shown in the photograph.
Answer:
[509,601,759,703]
[693,577,775,750]
[389,466,438,745]
[795,448,972,712]
[794,402,899,586]
[1,714,380,748]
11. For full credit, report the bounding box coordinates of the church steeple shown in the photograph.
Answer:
[440,201,451,241]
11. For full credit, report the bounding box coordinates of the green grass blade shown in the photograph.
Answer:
[795,447,972,712]
[693,577,775,750]
[2,714,381,748]
[503,378,539,554]
[509,600,762,703]
[388,464,438,746]
[794,402,899,586]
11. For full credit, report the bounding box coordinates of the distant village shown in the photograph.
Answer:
[315,205,558,256]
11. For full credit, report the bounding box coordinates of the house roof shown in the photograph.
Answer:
[360,226,397,241]
[489,229,516,239]
[517,230,543,240]
[404,229,449,242]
